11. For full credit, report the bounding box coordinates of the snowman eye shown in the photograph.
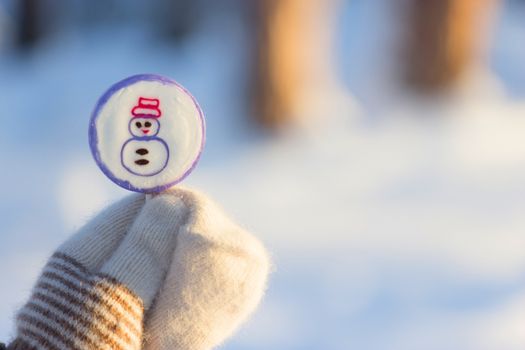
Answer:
[135,122,142,128]
[145,121,152,127]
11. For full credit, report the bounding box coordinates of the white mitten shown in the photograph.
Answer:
[143,189,270,350]
[7,188,270,350]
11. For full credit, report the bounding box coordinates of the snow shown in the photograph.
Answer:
[1,1,525,349]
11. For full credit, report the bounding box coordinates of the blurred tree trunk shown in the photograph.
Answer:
[251,0,339,129]
[403,0,498,91]
[16,0,41,50]
[156,0,200,42]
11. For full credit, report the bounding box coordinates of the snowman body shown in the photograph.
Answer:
[121,137,169,176]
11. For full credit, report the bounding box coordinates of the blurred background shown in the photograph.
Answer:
[1,0,525,349]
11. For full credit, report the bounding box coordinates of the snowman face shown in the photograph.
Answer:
[129,118,160,137]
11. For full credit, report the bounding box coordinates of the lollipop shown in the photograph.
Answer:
[89,74,205,193]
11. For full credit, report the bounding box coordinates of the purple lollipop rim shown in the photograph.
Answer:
[88,73,206,193]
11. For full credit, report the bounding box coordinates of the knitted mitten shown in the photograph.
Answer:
[7,188,270,350]
[8,193,183,350]
[143,190,270,350]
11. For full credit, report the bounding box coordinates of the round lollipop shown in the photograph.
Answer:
[89,74,205,193]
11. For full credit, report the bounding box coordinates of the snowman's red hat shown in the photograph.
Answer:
[132,97,162,118]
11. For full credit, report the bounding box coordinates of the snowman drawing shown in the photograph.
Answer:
[120,97,169,177]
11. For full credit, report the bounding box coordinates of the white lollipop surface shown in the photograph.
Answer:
[89,75,205,193]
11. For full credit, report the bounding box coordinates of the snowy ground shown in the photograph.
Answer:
[1,1,525,349]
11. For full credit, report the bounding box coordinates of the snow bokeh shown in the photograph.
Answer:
[1,1,525,349]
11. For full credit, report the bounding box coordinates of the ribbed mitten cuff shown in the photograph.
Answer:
[11,252,144,350]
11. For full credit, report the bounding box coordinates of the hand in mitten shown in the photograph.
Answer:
[143,190,270,350]
[7,188,270,350]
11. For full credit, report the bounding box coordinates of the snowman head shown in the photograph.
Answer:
[129,117,160,137]
[129,97,162,137]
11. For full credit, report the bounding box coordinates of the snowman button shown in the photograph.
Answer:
[89,74,205,193]
[135,159,150,165]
